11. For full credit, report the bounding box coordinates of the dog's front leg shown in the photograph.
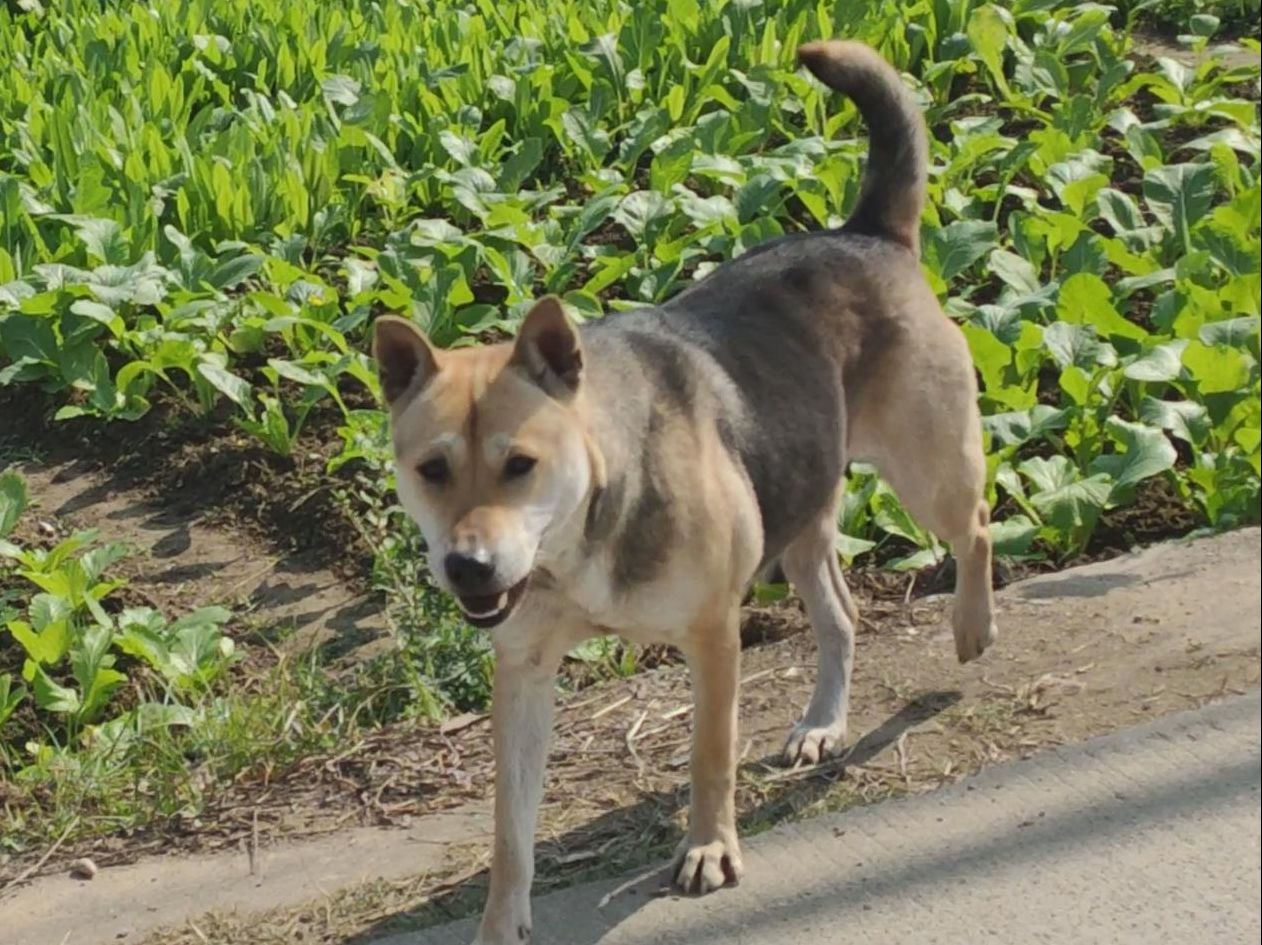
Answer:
[475,650,558,945]
[674,602,744,895]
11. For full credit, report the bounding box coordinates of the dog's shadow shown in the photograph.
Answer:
[344,690,959,944]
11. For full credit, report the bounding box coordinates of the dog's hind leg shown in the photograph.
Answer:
[780,500,858,766]
[850,342,998,664]
[863,450,996,664]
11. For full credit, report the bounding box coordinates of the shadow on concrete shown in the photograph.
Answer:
[1014,569,1141,599]
[559,736,1260,945]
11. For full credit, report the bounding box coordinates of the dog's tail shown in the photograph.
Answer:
[797,40,928,255]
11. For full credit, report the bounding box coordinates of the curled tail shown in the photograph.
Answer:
[797,40,928,255]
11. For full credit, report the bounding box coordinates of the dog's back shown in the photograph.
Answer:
[578,42,938,566]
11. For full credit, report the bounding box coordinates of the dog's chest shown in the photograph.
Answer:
[531,551,706,646]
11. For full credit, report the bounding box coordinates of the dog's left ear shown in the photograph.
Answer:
[511,296,583,397]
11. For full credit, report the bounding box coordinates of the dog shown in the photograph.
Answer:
[372,39,997,944]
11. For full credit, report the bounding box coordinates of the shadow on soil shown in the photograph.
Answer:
[344,690,961,944]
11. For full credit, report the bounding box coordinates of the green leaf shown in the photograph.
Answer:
[0,471,27,539]
[32,666,80,715]
[559,108,611,161]
[835,532,876,564]
[1088,417,1177,492]
[1057,273,1148,342]
[983,405,1069,448]
[1182,340,1252,394]
[1043,321,1117,370]
[197,361,253,408]
[989,515,1040,557]
[1139,396,1210,446]
[30,593,72,631]
[1143,163,1216,248]
[1019,456,1112,537]
[1123,340,1189,382]
[69,298,123,335]
[614,191,673,244]
[989,250,1040,295]
[321,74,361,106]
[1048,154,1109,217]
[6,619,65,666]
[73,217,129,265]
[438,129,477,167]
[0,673,26,729]
[500,138,543,191]
[923,220,998,283]
[166,622,235,689]
[1198,317,1259,349]
[80,542,129,585]
[887,547,943,572]
[71,622,125,722]
[960,322,1015,398]
[1097,188,1145,233]
[967,4,1013,97]
[169,605,232,633]
[207,254,262,291]
[1189,13,1219,37]
[0,314,58,365]
[267,358,329,389]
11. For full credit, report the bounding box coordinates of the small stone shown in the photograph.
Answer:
[70,857,98,880]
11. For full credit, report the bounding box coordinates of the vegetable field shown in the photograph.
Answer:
[1,0,1259,873]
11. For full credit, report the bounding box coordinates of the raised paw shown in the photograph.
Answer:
[782,721,847,767]
[954,616,997,664]
[672,834,743,895]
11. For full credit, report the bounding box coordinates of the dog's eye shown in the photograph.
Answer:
[417,457,450,484]
[503,455,537,479]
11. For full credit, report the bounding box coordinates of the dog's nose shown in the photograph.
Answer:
[444,552,495,592]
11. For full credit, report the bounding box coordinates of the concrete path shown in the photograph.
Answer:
[398,690,1262,945]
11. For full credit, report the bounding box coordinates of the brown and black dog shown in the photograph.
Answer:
[373,40,996,944]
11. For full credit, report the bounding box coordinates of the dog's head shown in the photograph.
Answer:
[372,298,597,628]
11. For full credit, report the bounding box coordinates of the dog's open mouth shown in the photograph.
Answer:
[455,578,529,629]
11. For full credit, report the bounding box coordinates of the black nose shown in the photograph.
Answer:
[444,552,495,592]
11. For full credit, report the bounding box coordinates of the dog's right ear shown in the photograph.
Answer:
[372,316,439,405]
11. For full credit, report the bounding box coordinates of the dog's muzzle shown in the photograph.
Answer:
[443,551,530,628]
[453,577,529,629]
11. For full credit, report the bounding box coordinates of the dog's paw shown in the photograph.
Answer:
[474,909,531,944]
[472,924,530,945]
[672,834,743,895]
[782,721,847,767]
[954,618,997,664]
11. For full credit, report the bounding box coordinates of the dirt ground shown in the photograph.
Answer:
[2,484,1256,945]
[5,458,389,665]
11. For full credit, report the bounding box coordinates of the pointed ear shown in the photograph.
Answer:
[511,296,583,396]
[372,316,439,405]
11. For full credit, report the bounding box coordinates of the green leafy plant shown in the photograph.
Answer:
[0,473,237,746]
[0,0,1258,689]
